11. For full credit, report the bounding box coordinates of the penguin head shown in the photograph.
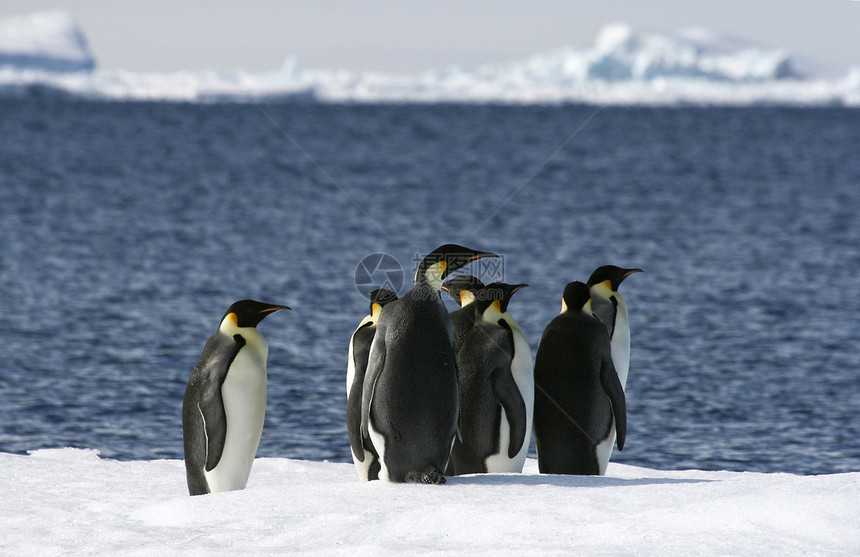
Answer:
[414,244,498,292]
[221,299,291,329]
[586,265,643,293]
[561,281,591,313]
[368,288,398,316]
[475,282,528,318]
[441,275,486,307]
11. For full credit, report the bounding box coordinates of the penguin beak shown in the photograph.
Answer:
[623,268,644,278]
[260,304,291,314]
[468,251,498,261]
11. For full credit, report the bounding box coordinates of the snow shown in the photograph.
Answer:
[3,448,859,555]
[0,11,95,72]
[0,13,858,104]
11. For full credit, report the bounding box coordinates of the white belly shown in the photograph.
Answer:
[346,333,357,395]
[367,420,389,482]
[611,307,631,391]
[204,348,267,493]
[485,408,520,473]
[595,422,616,476]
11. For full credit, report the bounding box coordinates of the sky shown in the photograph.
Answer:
[0,1,858,75]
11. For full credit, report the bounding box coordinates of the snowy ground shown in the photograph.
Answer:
[4,449,858,555]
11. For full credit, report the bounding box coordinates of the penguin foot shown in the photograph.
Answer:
[405,466,446,485]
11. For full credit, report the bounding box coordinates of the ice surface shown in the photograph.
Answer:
[0,11,95,72]
[1,14,859,104]
[3,448,859,555]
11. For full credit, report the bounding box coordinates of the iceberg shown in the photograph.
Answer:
[0,13,858,105]
[0,11,95,72]
[3,448,859,554]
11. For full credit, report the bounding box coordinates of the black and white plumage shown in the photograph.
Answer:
[182,299,290,496]
[587,265,642,391]
[447,282,533,475]
[360,244,497,483]
[346,288,398,481]
[533,282,626,475]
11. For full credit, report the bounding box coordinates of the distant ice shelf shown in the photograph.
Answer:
[1,13,858,105]
[0,11,95,73]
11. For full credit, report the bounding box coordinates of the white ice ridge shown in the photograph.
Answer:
[3,448,859,555]
[0,11,95,72]
[1,14,859,105]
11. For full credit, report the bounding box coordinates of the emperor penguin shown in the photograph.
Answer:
[182,299,290,496]
[586,265,642,390]
[533,282,626,475]
[361,244,497,483]
[346,288,398,481]
[448,282,534,475]
[441,275,485,354]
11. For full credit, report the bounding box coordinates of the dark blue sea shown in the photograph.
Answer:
[1,99,859,475]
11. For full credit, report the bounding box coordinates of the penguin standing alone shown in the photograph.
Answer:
[448,282,534,475]
[182,299,290,496]
[346,288,398,481]
[361,244,497,483]
[533,282,626,475]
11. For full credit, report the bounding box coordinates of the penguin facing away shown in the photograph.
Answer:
[182,299,290,496]
[360,244,497,484]
[448,282,534,475]
[533,282,626,475]
[441,274,486,355]
[346,288,398,481]
[586,265,642,390]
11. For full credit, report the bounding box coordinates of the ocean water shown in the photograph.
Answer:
[1,99,859,475]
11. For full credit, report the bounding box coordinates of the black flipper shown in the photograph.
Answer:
[361,328,386,441]
[202,334,246,471]
[599,355,626,451]
[182,331,245,494]
[347,322,375,462]
[491,322,527,459]
[491,365,528,459]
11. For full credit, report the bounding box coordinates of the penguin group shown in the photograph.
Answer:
[344,245,642,483]
[180,243,641,494]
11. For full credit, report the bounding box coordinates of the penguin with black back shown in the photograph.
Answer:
[347,288,398,481]
[448,282,534,475]
[360,244,497,483]
[182,299,290,495]
[587,265,642,390]
[441,275,485,354]
[533,282,626,475]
